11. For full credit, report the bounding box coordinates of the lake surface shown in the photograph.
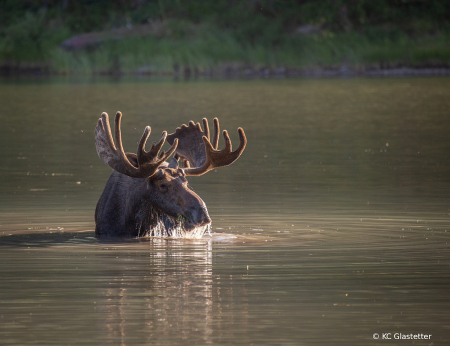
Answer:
[1,77,449,345]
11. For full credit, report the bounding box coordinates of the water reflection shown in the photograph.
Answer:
[94,239,213,345]
[0,233,217,345]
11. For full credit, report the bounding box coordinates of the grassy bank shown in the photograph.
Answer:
[1,1,450,75]
[50,29,450,76]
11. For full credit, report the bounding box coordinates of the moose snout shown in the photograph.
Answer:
[199,212,212,226]
[184,203,211,227]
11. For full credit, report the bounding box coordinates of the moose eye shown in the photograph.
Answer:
[159,184,168,193]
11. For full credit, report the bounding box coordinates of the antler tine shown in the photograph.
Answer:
[136,125,151,166]
[202,118,209,142]
[160,137,178,161]
[150,132,167,157]
[222,130,231,151]
[236,127,247,158]
[100,112,116,152]
[212,118,219,150]
[114,112,141,175]
[183,125,247,177]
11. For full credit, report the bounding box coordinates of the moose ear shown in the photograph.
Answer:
[168,157,178,169]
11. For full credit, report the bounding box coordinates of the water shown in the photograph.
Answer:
[1,77,449,345]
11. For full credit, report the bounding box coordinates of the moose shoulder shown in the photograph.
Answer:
[94,112,247,238]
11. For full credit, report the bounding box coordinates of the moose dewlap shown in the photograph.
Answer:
[94,112,247,238]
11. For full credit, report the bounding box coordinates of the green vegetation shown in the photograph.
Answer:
[1,0,449,75]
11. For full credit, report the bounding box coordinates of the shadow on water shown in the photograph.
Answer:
[0,231,97,248]
[0,229,264,248]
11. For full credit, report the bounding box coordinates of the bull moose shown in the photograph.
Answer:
[94,112,247,238]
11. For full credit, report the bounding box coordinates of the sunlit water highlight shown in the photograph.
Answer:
[147,214,211,239]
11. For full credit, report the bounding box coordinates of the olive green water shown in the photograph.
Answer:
[0,77,449,345]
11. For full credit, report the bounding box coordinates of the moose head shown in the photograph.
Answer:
[94,112,247,238]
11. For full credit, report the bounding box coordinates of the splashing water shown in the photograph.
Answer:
[144,213,211,239]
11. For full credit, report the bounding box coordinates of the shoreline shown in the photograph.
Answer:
[1,61,450,79]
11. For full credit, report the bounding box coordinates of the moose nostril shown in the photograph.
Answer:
[186,208,211,226]
[203,214,212,225]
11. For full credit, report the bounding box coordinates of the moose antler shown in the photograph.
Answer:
[95,112,178,178]
[167,118,246,177]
